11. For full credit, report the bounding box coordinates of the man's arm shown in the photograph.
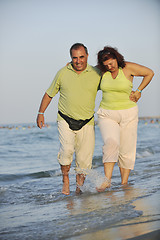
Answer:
[36,93,53,129]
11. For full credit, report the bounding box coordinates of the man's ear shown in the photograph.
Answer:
[66,61,71,66]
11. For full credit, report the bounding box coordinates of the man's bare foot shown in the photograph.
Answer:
[62,175,70,195]
[61,165,71,195]
[62,181,70,195]
[96,179,111,192]
[76,185,82,194]
[76,174,85,194]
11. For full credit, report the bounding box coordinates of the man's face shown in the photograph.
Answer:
[71,46,88,73]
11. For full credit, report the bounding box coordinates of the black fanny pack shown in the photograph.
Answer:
[58,111,93,131]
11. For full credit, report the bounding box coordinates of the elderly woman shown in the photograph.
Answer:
[97,46,154,191]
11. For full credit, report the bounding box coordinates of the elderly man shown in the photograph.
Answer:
[37,43,101,195]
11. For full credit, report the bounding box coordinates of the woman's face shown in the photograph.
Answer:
[103,58,118,72]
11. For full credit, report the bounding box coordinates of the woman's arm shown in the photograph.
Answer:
[125,62,154,102]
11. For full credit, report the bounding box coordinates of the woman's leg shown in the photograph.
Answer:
[96,108,120,191]
[118,106,138,184]
[119,167,131,185]
[96,162,115,192]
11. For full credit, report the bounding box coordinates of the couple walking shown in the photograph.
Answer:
[37,43,154,195]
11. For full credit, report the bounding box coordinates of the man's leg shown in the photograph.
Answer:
[76,173,85,194]
[75,124,95,194]
[61,164,71,195]
[58,120,75,195]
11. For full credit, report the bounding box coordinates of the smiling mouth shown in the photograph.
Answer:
[76,64,82,68]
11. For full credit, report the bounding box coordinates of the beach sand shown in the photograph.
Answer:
[70,190,160,240]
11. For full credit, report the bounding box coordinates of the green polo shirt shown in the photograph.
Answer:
[46,64,101,123]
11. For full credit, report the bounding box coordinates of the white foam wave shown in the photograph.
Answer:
[0,186,7,193]
[78,169,110,193]
[136,148,154,159]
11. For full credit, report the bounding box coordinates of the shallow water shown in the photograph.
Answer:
[0,121,160,239]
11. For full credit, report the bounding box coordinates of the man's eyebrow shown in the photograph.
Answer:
[72,55,85,59]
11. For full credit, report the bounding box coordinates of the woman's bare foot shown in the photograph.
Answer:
[96,179,111,192]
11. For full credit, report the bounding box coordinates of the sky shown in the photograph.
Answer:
[0,0,160,124]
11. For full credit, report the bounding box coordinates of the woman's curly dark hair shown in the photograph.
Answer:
[97,46,126,73]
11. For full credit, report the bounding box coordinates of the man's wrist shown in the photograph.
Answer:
[38,112,44,115]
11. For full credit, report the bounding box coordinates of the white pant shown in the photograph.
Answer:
[97,106,138,170]
[57,120,95,172]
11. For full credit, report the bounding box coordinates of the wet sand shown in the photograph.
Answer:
[127,229,160,240]
[70,190,160,240]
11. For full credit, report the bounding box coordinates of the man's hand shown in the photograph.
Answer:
[36,93,53,129]
[37,114,45,129]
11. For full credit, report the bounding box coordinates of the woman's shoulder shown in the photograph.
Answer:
[124,61,136,68]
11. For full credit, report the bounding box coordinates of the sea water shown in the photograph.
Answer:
[0,120,160,239]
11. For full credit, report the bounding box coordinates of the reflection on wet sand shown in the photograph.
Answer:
[65,187,160,240]
[66,185,143,214]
